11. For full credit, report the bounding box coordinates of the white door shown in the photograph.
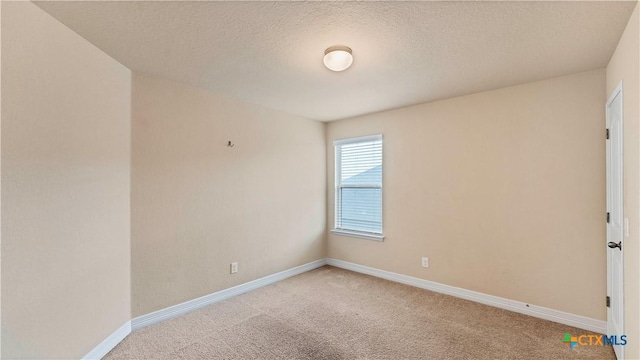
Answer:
[606,81,624,360]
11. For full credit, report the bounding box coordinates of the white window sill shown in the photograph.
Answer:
[331,229,385,242]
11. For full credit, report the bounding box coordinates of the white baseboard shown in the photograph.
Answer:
[131,258,327,331]
[83,321,131,360]
[326,258,607,334]
[86,257,606,359]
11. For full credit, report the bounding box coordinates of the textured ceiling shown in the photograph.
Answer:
[35,1,636,121]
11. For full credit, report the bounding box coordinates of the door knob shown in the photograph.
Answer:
[608,241,622,250]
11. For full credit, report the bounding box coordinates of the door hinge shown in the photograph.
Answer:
[607,212,610,223]
[606,129,610,140]
[606,296,610,307]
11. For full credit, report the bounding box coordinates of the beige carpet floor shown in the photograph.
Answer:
[105,266,615,359]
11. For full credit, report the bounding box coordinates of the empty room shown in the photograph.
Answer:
[2,0,640,359]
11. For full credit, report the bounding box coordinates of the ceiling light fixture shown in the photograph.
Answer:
[323,46,353,72]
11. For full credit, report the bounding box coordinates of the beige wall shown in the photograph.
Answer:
[1,2,131,358]
[0,2,633,357]
[327,69,607,321]
[606,3,640,359]
[1,2,3,357]
[131,73,326,317]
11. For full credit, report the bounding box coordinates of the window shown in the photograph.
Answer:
[333,134,383,241]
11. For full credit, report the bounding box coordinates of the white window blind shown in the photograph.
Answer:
[334,134,383,236]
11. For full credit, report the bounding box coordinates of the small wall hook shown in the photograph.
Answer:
[227,140,234,148]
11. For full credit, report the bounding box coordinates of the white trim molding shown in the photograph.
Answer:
[331,229,384,241]
[326,258,607,334]
[89,257,607,359]
[83,321,131,360]
[131,258,327,331]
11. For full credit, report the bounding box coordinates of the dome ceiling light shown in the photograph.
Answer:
[323,46,353,72]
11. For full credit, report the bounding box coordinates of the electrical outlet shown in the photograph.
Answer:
[230,262,238,274]
[421,257,429,268]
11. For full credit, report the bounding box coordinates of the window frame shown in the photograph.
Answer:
[332,134,384,241]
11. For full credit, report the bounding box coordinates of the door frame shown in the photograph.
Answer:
[606,80,624,360]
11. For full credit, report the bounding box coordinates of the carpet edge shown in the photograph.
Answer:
[326,258,607,334]
[131,258,328,332]
[83,321,131,360]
